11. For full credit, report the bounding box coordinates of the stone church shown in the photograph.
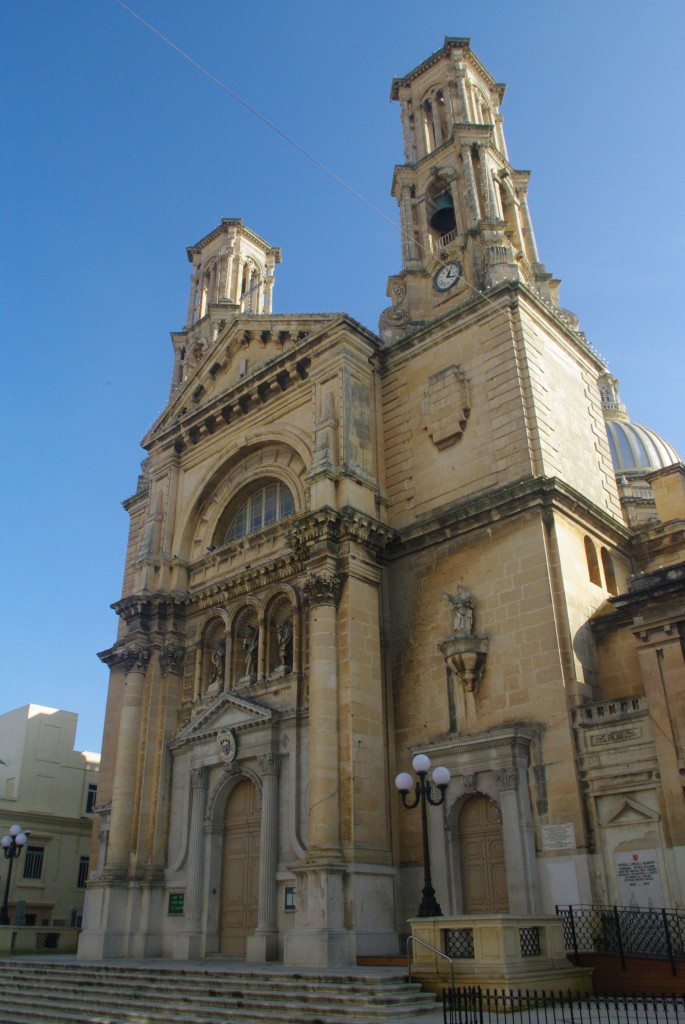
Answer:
[79,38,684,966]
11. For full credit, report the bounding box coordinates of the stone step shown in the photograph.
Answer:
[0,962,440,1024]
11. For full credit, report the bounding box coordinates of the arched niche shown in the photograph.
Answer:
[232,604,260,685]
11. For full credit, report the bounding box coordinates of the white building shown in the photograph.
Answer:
[0,705,100,926]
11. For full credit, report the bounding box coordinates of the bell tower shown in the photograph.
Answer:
[380,38,571,341]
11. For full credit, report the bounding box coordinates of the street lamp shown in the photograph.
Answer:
[1,824,30,925]
[395,754,451,917]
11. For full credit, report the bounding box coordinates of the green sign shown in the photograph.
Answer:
[168,892,184,916]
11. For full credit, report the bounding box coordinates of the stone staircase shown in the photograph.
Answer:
[0,960,440,1024]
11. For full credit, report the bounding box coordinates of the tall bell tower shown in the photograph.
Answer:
[380,38,573,341]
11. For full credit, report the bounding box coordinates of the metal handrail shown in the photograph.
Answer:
[406,933,456,992]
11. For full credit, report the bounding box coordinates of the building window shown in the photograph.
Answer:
[77,856,89,888]
[224,481,295,544]
[85,783,97,814]
[601,548,618,595]
[23,846,45,880]
[584,536,601,586]
[70,908,83,928]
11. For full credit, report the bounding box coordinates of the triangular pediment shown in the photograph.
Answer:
[142,313,346,449]
[169,690,273,751]
[599,797,660,828]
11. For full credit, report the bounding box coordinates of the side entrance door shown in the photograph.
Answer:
[459,794,509,914]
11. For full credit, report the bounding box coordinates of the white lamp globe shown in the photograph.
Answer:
[395,772,413,793]
[15,833,28,846]
[1,836,11,848]
[412,754,431,774]
[9,824,21,837]
[432,766,451,787]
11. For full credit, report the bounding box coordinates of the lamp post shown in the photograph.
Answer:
[1,824,29,925]
[395,754,451,917]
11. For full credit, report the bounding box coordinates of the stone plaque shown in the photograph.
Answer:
[615,850,664,908]
[541,822,576,851]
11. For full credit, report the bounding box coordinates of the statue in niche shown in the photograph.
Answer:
[444,585,475,635]
[208,641,225,687]
[276,616,293,671]
[242,625,258,678]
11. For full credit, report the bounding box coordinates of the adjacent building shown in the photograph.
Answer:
[0,705,100,926]
[79,38,684,966]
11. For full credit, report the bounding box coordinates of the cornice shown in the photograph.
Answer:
[186,218,281,262]
[389,476,630,561]
[143,313,380,454]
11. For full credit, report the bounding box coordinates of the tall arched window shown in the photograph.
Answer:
[601,548,618,595]
[220,480,295,544]
[584,536,601,586]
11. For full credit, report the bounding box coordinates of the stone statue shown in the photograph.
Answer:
[444,585,475,635]
[208,641,225,686]
[243,625,258,677]
[276,616,293,669]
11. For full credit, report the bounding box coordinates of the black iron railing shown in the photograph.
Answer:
[556,903,685,974]
[443,986,685,1024]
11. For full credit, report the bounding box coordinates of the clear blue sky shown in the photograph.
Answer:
[1,1,683,753]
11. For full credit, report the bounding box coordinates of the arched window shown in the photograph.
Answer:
[601,548,618,595]
[584,537,601,586]
[221,480,295,544]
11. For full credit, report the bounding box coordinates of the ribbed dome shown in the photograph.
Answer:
[599,372,681,476]
[605,418,681,475]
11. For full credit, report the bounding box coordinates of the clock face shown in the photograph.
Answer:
[433,261,463,292]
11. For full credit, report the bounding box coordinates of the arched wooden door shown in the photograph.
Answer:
[459,795,509,914]
[220,779,261,956]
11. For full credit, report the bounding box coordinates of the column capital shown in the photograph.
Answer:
[302,571,343,607]
[159,642,185,675]
[495,766,519,791]
[122,642,150,674]
[258,752,282,777]
[190,766,209,790]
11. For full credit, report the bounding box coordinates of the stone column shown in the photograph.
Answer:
[495,766,538,914]
[428,799,451,914]
[284,570,350,967]
[105,643,150,874]
[186,271,198,327]
[460,145,481,225]
[247,753,281,962]
[192,643,202,701]
[400,187,419,264]
[304,572,342,855]
[454,66,471,122]
[516,185,541,265]
[172,766,208,960]
[400,106,414,163]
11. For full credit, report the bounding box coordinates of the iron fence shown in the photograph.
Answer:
[556,904,685,973]
[443,986,685,1024]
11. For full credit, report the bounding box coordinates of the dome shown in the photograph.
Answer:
[599,372,681,477]
[605,419,681,476]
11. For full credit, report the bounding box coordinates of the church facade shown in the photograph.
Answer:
[79,39,684,966]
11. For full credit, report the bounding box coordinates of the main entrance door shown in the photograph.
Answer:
[459,795,509,913]
[220,779,261,956]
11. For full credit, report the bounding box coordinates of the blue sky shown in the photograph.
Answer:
[1,1,683,753]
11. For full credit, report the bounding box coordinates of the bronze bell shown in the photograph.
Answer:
[430,192,456,234]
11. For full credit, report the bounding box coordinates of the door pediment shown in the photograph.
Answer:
[169,690,273,752]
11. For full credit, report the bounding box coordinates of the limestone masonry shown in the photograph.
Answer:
[78,38,684,965]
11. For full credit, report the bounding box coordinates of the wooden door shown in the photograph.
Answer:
[220,779,261,956]
[459,795,509,914]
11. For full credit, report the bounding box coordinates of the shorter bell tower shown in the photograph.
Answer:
[380,38,572,341]
[170,219,281,392]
